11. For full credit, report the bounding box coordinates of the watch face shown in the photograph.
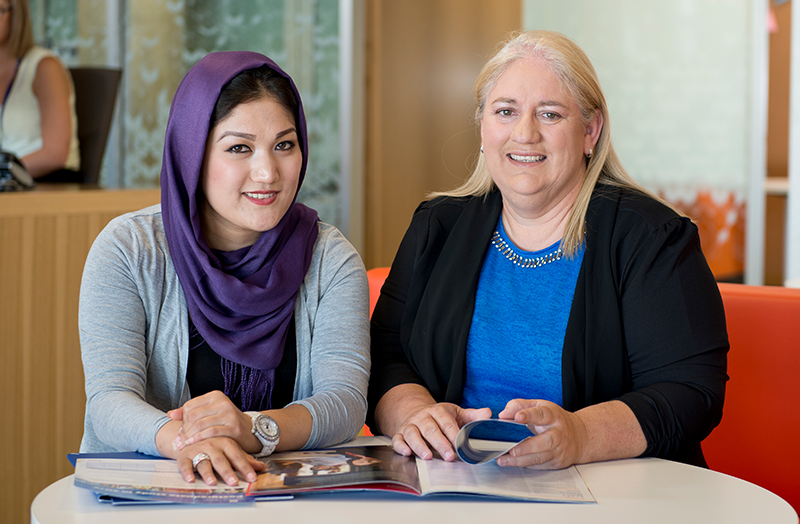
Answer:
[256,416,280,441]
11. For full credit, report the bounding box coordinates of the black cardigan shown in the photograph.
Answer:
[367,185,729,467]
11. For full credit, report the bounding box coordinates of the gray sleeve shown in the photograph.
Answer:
[292,225,371,449]
[78,218,172,456]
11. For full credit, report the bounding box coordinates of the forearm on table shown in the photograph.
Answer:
[227,404,315,455]
[23,149,68,178]
[374,383,437,437]
[574,400,647,464]
[261,403,313,453]
[295,386,368,449]
[155,419,183,458]
[83,388,172,456]
[161,403,313,456]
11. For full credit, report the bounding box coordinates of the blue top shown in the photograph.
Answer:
[461,217,585,415]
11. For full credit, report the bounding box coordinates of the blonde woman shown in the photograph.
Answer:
[368,30,728,470]
[0,0,80,180]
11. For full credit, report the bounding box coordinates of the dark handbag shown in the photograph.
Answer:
[0,151,35,191]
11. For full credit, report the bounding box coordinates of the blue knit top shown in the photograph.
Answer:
[461,217,585,415]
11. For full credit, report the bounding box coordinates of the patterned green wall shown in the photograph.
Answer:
[31,0,344,227]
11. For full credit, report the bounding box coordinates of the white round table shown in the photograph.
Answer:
[31,457,797,524]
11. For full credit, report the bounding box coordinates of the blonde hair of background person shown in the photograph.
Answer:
[0,0,79,179]
[431,30,676,256]
[3,0,32,55]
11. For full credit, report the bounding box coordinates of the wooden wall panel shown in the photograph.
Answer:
[0,189,160,524]
[0,218,25,523]
[765,2,791,285]
[364,0,522,269]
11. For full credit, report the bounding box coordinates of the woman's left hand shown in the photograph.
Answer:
[496,399,589,469]
[168,391,258,453]
[176,437,265,486]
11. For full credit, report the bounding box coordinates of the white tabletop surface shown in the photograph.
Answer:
[32,454,797,524]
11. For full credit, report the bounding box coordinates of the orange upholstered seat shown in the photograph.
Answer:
[358,267,391,437]
[703,283,800,514]
[367,266,390,317]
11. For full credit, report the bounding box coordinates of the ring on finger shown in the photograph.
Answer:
[192,452,211,470]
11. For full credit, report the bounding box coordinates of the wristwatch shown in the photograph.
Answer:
[245,411,280,457]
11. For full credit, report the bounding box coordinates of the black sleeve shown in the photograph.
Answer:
[366,205,429,430]
[614,215,729,461]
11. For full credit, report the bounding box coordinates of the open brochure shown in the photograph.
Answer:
[246,444,594,502]
[73,434,594,504]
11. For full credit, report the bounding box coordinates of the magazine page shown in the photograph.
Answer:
[416,459,596,503]
[74,458,252,504]
[247,445,422,496]
[455,419,537,464]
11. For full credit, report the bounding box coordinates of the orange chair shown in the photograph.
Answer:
[358,267,390,437]
[703,283,800,514]
[367,266,390,317]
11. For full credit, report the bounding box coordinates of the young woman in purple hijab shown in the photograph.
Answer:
[78,51,370,486]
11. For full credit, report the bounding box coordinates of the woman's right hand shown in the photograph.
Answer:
[389,401,491,462]
[166,391,313,454]
[167,391,258,453]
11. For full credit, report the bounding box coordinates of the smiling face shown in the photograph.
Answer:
[200,96,302,251]
[480,57,601,219]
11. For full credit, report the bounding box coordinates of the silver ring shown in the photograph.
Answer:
[192,452,211,470]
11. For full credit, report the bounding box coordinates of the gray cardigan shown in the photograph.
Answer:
[79,204,370,456]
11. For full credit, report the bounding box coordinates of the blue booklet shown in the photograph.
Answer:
[67,451,164,467]
[454,419,536,464]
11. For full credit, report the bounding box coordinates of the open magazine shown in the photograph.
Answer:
[73,427,595,504]
[245,443,594,502]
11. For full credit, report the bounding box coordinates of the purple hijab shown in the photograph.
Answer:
[161,51,319,409]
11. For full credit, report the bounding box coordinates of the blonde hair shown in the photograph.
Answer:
[432,30,668,256]
[7,0,35,58]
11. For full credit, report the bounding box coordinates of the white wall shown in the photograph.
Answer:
[523,0,768,284]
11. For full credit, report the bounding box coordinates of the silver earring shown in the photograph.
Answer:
[480,146,484,154]
[586,148,593,159]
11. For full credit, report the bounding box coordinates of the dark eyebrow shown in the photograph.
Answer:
[275,127,297,140]
[215,127,297,143]
[216,131,256,142]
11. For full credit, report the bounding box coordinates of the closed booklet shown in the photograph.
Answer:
[74,457,255,504]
